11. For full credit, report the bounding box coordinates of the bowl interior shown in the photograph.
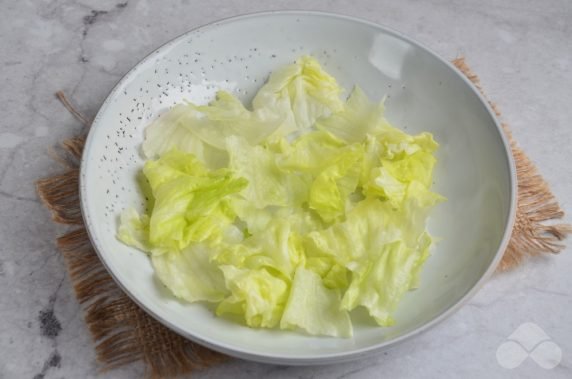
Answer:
[81,12,514,364]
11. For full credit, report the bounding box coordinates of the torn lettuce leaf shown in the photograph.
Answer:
[152,243,228,303]
[316,86,391,143]
[144,149,247,253]
[308,143,364,223]
[141,104,228,169]
[253,55,344,131]
[280,267,352,337]
[340,241,420,326]
[226,135,309,209]
[216,265,290,328]
[186,91,287,149]
[117,208,152,253]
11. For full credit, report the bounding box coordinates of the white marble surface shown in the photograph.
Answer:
[1,0,571,378]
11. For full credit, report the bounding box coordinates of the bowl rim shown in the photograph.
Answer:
[79,10,517,365]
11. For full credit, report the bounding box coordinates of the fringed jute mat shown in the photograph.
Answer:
[36,58,571,378]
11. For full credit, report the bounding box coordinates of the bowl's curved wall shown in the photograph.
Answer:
[81,12,515,364]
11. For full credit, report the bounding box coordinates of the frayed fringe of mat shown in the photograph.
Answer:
[35,60,570,378]
[452,57,572,270]
[36,120,227,379]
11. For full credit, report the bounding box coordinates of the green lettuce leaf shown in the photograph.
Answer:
[304,198,401,266]
[340,241,420,326]
[226,136,309,208]
[253,56,344,131]
[216,265,289,328]
[144,149,247,252]
[316,86,391,143]
[230,197,325,236]
[188,91,287,149]
[152,243,228,303]
[276,130,347,174]
[308,143,364,223]
[142,104,228,169]
[364,166,407,205]
[117,208,153,253]
[280,267,352,337]
[211,219,304,279]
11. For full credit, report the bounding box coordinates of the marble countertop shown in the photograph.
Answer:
[1,0,571,378]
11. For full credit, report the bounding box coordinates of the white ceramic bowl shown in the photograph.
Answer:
[80,11,516,365]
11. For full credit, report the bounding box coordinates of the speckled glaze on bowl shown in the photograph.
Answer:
[80,11,516,365]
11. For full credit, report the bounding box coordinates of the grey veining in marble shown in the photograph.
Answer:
[1,0,571,378]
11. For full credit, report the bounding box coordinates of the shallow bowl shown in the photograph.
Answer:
[80,11,516,365]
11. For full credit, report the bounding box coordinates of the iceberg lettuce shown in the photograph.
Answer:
[117,56,444,337]
[281,267,352,337]
[253,55,344,131]
[152,243,228,303]
[216,265,289,328]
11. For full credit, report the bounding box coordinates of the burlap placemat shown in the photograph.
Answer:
[36,58,571,378]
